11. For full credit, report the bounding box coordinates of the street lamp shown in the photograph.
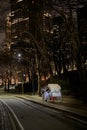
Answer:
[17,53,22,61]
[18,53,21,57]
[17,53,25,93]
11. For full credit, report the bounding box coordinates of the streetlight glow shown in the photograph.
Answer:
[18,53,21,58]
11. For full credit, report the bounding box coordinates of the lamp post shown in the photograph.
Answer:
[17,53,24,94]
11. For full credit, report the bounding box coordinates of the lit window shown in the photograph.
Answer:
[32,0,34,4]
[17,0,23,2]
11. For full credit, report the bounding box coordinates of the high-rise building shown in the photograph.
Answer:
[77,7,87,45]
[10,0,29,44]
[77,6,87,68]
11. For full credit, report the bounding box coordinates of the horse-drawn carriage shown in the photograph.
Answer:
[42,84,62,102]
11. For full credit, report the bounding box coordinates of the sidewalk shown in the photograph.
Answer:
[16,94,87,121]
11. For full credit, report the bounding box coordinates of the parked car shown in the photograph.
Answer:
[9,85,16,93]
[42,84,62,102]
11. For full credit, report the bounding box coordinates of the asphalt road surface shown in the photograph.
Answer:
[0,95,87,130]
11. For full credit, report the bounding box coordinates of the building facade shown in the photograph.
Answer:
[10,0,29,44]
[77,6,87,69]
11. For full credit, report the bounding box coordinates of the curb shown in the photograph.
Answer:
[16,95,87,125]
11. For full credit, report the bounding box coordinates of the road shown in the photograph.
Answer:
[0,95,87,130]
